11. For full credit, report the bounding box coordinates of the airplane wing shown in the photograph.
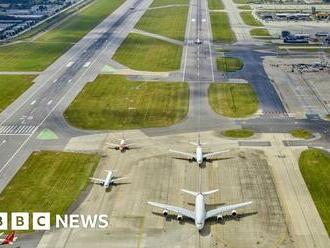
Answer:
[169,150,195,159]
[106,143,119,148]
[125,143,136,148]
[111,176,128,183]
[203,150,229,159]
[206,201,252,219]
[148,201,195,219]
[89,177,105,185]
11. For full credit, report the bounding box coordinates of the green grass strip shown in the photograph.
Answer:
[113,33,182,72]
[65,75,189,130]
[209,83,259,117]
[136,6,188,41]
[0,75,35,112]
[240,11,263,27]
[210,12,236,43]
[299,149,330,235]
[0,151,100,229]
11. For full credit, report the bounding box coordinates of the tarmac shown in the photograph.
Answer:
[37,131,295,248]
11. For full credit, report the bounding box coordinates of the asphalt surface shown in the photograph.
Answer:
[183,0,214,82]
[224,48,287,115]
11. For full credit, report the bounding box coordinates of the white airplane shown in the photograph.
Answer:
[148,189,252,231]
[169,135,229,166]
[0,231,17,245]
[106,134,136,152]
[90,170,128,189]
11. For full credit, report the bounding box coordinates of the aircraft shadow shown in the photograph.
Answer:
[187,202,227,209]
[105,182,131,192]
[171,157,233,168]
[151,211,258,236]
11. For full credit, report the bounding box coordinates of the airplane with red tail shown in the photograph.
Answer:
[0,231,17,245]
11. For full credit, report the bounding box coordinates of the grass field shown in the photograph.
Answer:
[135,6,188,41]
[238,5,251,10]
[150,0,189,7]
[299,149,330,235]
[0,75,35,112]
[65,75,189,130]
[240,11,263,26]
[216,56,243,72]
[233,0,248,3]
[208,0,224,10]
[290,129,313,139]
[0,151,100,228]
[222,129,254,138]
[112,33,182,71]
[209,83,259,117]
[0,0,124,71]
[210,12,236,43]
[250,28,270,36]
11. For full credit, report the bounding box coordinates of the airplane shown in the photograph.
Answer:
[169,134,229,166]
[0,231,17,245]
[90,170,128,189]
[148,189,252,231]
[106,134,136,152]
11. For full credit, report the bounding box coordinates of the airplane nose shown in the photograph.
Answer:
[196,223,204,230]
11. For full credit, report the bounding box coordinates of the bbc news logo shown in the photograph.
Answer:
[0,212,109,230]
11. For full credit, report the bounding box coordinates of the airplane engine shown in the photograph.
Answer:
[231,210,237,217]
[216,215,223,221]
[162,210,168,217]
[177,214,183,221]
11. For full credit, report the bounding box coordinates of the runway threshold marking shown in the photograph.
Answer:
[0,125,38,135]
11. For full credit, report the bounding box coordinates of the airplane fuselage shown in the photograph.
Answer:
[119,139,126,151]
[194,194,206,230]
[104,171,113,188]
[195,145,203,165]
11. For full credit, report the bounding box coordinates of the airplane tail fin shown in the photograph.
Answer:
[202,189,219,196]
[181,189,219,196]
[189,133,206,146]
[115,132,126,141]
[181,189,198,196]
